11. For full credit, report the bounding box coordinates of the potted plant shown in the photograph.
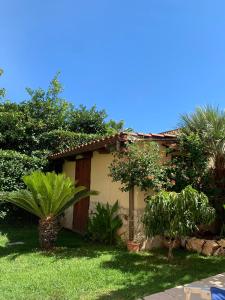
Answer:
[127,233,144,252]
[127,240,140,252]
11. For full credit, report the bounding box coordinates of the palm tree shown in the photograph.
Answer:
[3,171,97,250]
[181,106,225,227]
[181,106,225,185]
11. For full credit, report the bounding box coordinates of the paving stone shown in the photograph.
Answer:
[144,272,225,300]
[143,291,174,299]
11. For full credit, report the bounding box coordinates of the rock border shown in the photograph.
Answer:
[182,237,225,256]
[141,236,225,256]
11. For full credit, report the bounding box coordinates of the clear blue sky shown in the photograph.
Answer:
[1,1,225,133]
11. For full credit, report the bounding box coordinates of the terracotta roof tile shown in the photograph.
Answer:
[49,131,177,160]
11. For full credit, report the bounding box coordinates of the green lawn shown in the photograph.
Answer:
[0,226,225,300]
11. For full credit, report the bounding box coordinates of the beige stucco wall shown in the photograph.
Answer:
[134,187,153,209]
[90,151,129,209]
[62,160,76,229]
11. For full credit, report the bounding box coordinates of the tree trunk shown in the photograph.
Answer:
[168,239,175,260]
[129,186,135,241]
[38,216,60,250]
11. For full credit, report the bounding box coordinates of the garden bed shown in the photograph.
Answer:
[182,237,225,256]
[142,236,225,256]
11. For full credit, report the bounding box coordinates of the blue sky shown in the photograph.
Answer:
[1,0,225,133]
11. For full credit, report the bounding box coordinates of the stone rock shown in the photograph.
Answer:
[213,247,225,256]
[141,236,164,251]
[163,238,181,249]
[202,240,220,256]
[180,237,188,248]
[218,239,225,248]
[186,237,205,253]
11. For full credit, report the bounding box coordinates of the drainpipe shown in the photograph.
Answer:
[129,185,135,241]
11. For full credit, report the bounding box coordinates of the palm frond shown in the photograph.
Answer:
[5,171,98,219]
[180,105,225,160]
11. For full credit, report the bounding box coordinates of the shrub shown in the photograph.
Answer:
[39,130,99,153]
[142,186,215,259]
[0,150,47,192]
[166,132,209,192]
[88,201,123,245]
[0,150,48,222]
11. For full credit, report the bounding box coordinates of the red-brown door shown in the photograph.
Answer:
[73,156,91,234]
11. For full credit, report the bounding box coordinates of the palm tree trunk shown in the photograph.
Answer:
[38,216,60,250]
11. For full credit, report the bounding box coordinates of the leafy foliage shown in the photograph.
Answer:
[0,72,124,177]
[181,106,225,190]
[22,73,71,134]
[68,105,125,135]
[39,130,99,153]
[0,150,47,192]
[143,186,215,258]
[0,68,5,99]
[0,72,124,221]
[88,201,122,245]
[109,142,171,192]
[167,132,209,192]
[0,151,48,222]
[0,74,124,155]
[181,106,225,157]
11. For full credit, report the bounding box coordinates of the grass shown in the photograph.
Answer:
[0,225,225,300]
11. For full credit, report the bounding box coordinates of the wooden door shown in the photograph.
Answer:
[73,156,91,234]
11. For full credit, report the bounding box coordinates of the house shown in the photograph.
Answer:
[49,131,177,241]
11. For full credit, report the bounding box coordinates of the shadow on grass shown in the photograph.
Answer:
[1,225,225,300]
[0,224,119,260]
[97,249,225,299]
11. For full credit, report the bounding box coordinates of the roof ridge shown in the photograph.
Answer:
[49,131,177,160]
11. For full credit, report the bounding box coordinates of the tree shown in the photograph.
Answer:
[181,106,225,188]
[0,74,125,155]
[39,130,99,153]
[109,141,171,240]
[68,105,124,135]
[2,171,97,250]
[22,73,71,134]
[167,132,209,192]
[180,105,225,227]
[109,142,171,192]
[0,68,6,99]
[105,119,126,135]
[0,72,124,223]
[142,186,215,259]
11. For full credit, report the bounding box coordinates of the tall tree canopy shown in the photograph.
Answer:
[0,71,124,221]
[0,72,124,155]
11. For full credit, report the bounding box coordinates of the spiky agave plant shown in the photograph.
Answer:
[3,171,98,250]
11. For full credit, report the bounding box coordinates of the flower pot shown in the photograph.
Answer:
[127,241,140,252]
